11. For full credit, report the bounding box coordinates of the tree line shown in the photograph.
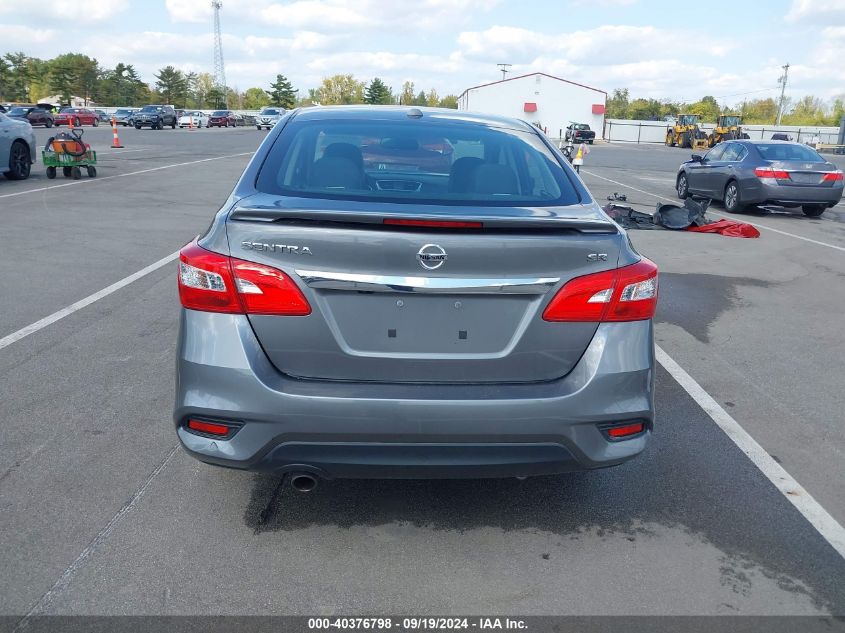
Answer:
[0,51,459,111]
[605,88,845,127]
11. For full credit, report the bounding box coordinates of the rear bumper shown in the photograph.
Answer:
[742,181,843,206]
[174,310,655,478]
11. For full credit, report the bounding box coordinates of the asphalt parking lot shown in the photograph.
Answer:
[2,126,845,622]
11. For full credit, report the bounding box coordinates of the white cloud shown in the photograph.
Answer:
[785,0,845,23]
[0,24,58,47]
[0,0,128,23]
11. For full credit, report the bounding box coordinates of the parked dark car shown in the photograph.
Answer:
[6,106,54,128]
[771,133,793,141]
[93,109,111,123]
[54,107,99,127]
[676,140,843,217]
[208,110,237,127]
[565,123,595,144]
[134,105,177,129]
[174,106,658,486]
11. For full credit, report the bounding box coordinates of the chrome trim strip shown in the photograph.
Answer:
[295,270,560,295]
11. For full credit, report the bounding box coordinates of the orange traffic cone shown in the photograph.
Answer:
[110,117,124,148]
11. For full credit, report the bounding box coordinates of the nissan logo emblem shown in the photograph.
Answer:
[417,244,447,270]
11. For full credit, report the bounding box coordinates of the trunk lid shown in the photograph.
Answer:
[226,195,622,384]
[766,160,839,187]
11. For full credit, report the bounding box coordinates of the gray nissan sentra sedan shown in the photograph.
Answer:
[174,106,657,488]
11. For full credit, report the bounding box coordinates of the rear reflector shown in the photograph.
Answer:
[606,422,645,438]
[178,240,311,315]
[822,171,844,182]
[543,258,658,322]
[384,219,483,229]
[754,167,790,180]
[187,419,231,436]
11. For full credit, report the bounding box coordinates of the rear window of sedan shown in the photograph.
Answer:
[256,118,579,207]
[211,111,228,116]
[755,144,824,162]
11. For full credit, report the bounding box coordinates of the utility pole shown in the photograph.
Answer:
[775,62,789,126]
[497,64,512,81]
[211,0,227,107]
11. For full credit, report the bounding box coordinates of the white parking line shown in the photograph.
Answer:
[582,170,845,253]
[656,346,845,560]
[0,152,253,200]
[0,250,179,351]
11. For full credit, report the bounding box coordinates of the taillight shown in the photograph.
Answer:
[822,171,844,182]
[187,419,231,436]
[754,167,790,180]
[542,258,658,322]
[178,240,311,315]
[384,219,483,229]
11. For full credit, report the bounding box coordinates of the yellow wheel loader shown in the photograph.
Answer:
[665,114,709,149]
[707,115,750,147]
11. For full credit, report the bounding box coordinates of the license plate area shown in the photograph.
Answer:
[321,291,534,355]
[788,172,822,185]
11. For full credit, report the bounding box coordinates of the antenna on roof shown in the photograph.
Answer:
[497,64,512,81]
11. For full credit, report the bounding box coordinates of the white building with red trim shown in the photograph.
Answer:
[457,72,607,138]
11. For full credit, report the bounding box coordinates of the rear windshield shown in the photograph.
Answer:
[8,107,29,116]
[256,117,579,206]
[755,144,824,162]
[212,111,228,116]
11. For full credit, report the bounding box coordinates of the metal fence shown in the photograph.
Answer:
[603,119,842,145]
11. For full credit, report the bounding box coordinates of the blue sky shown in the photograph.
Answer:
[1,0,843,105]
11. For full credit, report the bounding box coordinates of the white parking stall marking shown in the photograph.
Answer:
[656,346,845,560]
[0,250,179,351]
[582,170,845,253]
[0,152,253,200]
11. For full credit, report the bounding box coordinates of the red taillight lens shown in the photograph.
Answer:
[178,240,311,316]
[822,171,844,182]
[543,259,658,322]
[606,422,645,438]
[178,242,241,313]
[186,419,231,436]
[384,219,483,228]
[231,259,311,315]
[754,167,790,180]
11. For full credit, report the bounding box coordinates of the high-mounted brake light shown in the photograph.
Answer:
[384,219,484,229]
[822,171,843,182]
[754,167,790,180]
[542,259,658,322]
[178,240,311,315]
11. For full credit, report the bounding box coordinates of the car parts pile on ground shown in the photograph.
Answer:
[603,194,760,238]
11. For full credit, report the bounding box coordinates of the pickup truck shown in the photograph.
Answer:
[565,123,595,144]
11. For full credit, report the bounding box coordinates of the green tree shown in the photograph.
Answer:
[317,74,364,105]
[46,53,100,104]
[413,90,428,106]
[688,95,721,122]
[438,94,458,109]
[155,65,188,106]
[0,56,10,100]
[399,81,415,105]
[605,88,629,119]
[267,74,298,109]
[627,98,662,120]
[193,72,215,108]
[3,52,36,101]
[364,77,392,105]
[784,95,828,125]
[830,96,845,126]
[740,98,778,124]
[426,88,439,107]
[244,86,270,109]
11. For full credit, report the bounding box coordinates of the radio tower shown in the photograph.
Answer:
[211,1,227,107]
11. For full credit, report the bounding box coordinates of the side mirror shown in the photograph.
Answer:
[691,154,703,162]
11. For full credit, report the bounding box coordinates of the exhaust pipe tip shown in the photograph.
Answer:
[290,473,318,493]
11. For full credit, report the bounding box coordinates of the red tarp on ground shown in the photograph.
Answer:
[686,219,760,238]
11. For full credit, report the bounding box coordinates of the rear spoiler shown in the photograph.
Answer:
[229,205,618,234]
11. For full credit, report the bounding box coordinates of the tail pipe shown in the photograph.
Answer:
[289,472,319,493]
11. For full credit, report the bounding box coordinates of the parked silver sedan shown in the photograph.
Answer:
[0,112,36,181]
[676,140,843,217]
